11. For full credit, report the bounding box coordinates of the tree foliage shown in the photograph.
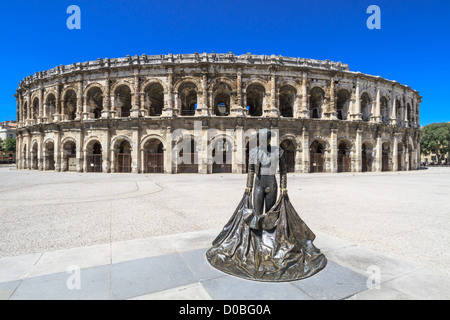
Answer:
[0,138,4,152]
[420,123,450,163]
[3,137,16,152]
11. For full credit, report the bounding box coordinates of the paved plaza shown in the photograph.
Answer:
[0,166,449,300]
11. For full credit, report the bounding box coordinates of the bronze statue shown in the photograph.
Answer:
[206,128,327,282]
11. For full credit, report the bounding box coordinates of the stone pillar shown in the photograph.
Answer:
[102,129,111,173]
[375,134,382,172]
[196,121,208,174]
[131,74,141,118]
[102,73,111,119]
[393,134,398,172]
[54,130,61,172]
[38,87,44,124]
[110,149,116,173]
[231,69,245,117]
[163,126,172,174]
[371,85,381,123]
[131,127,140,173]
[330,129,338,173]
[266,73,279,117]
[325,79,337,120]
[38,133,44,170]
[390,89,397,125]
[77,80,84,120]
[54,83,61,123]
[299,73,309,119]
[77,130,84,172]
[295,145,302,173]
[355,129,362,172]
[302,127,310,173]
[27,91,32,123]
[352,79,362,121]
[196,74,210,116]
[162,69,174,117]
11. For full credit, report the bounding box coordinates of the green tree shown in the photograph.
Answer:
[0,138,4,152]
[4,137,16,153]
[420,123,450,164]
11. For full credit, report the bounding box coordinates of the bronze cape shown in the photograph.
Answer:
[206,192,327,282]
[206,133,327,282]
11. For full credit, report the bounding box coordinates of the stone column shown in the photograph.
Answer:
[196,73,210,116]
[38,133,44,170]
[371,85,381,123]
[231,69,245,117]
[299,72,310,119]
[196,121,208,174]
[390,88,397,125]
[295,145,302,173]
[54,83,61,123]
[102,129,111,173]
[266,73,279,117]
[102,73,111,119]
[355,129,362,172]
[330,129,338,173]
[38,86,44,124]
[77,80,84,120]
[54,130,61,172]
[393,134,398,172]
[352,78,362,121]
[131,127,140,173]
[131,74,141,118]
[162,69,174,117]
[77,130,84,172]
[325,79,337,120]
[375,134,382,172]
[302,127,310,173]
[164,126,172,174]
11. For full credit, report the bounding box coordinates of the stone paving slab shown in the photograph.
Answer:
[1,229,449,300]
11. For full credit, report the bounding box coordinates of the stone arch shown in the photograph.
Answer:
[245,82,266,117]
[360,92,372,122]
[44,92,57,120]
[85,86,104,119]
[176,80,199,116]
[112,135,133,173]
[208,133,235,173]
[362,138,376,172]
[141,78,168,93]
[211,82,233,116]
[31,96,39,120]
[208,77,237,93]
[110,79,135,95]
[381,139,392,172]
[243,79,269,93]
[113,83,133,118]
[83,82,105,101]
[43,138,55,170]
[309,138,327,173]
[142,135,165,174]
[62,88,77,120]
[84,138,103,173]
[278,84,296,118]
[173,134,198,173]
[111,135,134,150]
[280,135,298,173]
[173,77,202,93]
[337,137,354,173]
[336,89,351,120]
[61,137,77,172]
[143,82,165,117]
[380,96,389,124]
[309,87,325,119]
[30,139,39,170]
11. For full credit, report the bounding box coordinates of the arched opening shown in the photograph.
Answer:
[87,87,103,119]
[362,142,374,173]
[246,84,264,117]
[396,100,403,125]
[115,85,132,118]
[211,138,232,173]
[144,83,164,116]
[280,139,296,173]
[310,87,324,119]
[397,143,404,171]
[213,83,231,116]
[86,141,103,173]
[63,90,77,120]
[336,89,350,120]
[407,103,412,125]
[144,139,164,173]
[46,94,56,121]
[23,102,28,121]
[279,85,295,118]
[310,140,325,173]
[176,136,198,173]
[44,141,55,171]
[361,92,372,122]
[63,140,77,172]
[32,98,39,120]
[31,142,38,170]
[179,82,198,116]
[115,140,132,173]
[337,141,352,173]
[382,142,390,172]
[380,97,389,124]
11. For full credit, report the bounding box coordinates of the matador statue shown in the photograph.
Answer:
[206,128,327,282]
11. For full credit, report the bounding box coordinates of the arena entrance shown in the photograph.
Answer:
[44,141,55,171]
[63,141,77,172]
[337,141,351,173]
[211,138,232,174]
[361,143,373,172]
[86,141,103,173]
[382,142,390,172]
[310,141,325,173]
[280,139,295,173]
[144,139,164,173]
[116,140,132,173]
[176,137,198,173]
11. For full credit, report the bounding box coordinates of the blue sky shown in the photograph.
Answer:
[0,0,448,125]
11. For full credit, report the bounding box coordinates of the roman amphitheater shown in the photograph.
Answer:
[14,52,421,174]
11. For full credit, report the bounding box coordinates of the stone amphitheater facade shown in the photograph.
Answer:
[14,52,421,174]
